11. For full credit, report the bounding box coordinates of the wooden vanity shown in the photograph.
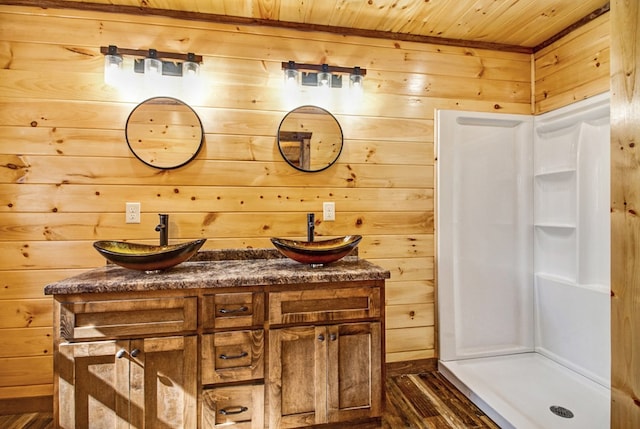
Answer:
[45,249,389,429]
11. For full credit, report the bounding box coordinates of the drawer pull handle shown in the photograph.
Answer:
[219,306,248,314]
[130,348,140,358]
[219,406,248,415]
[219,351,248,360]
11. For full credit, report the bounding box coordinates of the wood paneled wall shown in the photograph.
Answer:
[534,12,610,114]
[610,1,640,427]
[0,4,532,400]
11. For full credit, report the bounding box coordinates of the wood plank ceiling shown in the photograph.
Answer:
[35,0,609,52]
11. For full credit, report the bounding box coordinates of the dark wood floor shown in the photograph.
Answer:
[0,371,498,429]
[0,413,52,429]
[383,372,498,429]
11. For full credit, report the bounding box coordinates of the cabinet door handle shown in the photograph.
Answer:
[318,334,325,342]
[330,333,337,341]
[116,349,127,359]
[219,306,248,314]
[219,351,248,360]
[130,348,140,358]
[219,406,248,415]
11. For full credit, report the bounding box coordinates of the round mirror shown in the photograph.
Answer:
[277,105,343,172]
[125,97,204,169]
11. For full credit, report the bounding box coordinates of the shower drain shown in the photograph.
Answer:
[550,405,574,419]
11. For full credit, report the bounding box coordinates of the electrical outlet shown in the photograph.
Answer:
[323,202,335,221]
[126,202,141,224]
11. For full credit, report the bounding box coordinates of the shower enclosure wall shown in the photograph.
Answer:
[436,93,610,429]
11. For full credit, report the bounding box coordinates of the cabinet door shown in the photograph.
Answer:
[327,322,382,423]
[58,340,131,429]
[268,323,382,429]
[58,336,197,429]
[268,326,327,428]
[129,335,198,429]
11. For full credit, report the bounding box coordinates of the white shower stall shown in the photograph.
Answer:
[436,93,610,429]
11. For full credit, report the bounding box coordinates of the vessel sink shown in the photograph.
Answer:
[93,239,207,272]
[270,235,362,265]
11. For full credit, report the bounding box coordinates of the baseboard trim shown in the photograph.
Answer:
[0,396,52,415]
[386,357,438,376]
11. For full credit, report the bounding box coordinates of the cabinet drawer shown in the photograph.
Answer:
[202,293,264,330]
[202,385,264,429]
[202,330,264,385]
[269,286,381,325]
[59,296,197,341]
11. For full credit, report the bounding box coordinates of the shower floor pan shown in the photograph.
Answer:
[439,353,610,429]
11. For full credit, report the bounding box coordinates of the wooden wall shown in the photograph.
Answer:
[610,1,640,427]
[0,4,532,401]
[534,12,610,114]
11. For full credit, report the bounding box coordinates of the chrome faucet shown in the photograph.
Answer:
[307,213,315,242]
[155,213,169,246]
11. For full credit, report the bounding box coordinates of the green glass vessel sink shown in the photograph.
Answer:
[93,239,206,272]
[270,235,362,265]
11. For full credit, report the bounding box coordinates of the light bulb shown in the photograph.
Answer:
[103,45,123,85]
[183,61,199,77]
[349,67,364,88]
[144,49,162,77]
[317,64,332,87]
[283,61,299,87]
[183,53,199,78]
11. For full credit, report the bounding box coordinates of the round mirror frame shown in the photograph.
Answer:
[277,105,344,173]
[125,97,204,170]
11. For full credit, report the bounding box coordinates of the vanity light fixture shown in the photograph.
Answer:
[282,61,366,89]
[100,45,202,81]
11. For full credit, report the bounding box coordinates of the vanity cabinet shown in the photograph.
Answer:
[46,252,389,429]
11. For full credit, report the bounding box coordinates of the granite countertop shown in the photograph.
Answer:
[44,248,390,295]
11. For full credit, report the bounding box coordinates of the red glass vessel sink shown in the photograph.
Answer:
[270,235,362,265]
